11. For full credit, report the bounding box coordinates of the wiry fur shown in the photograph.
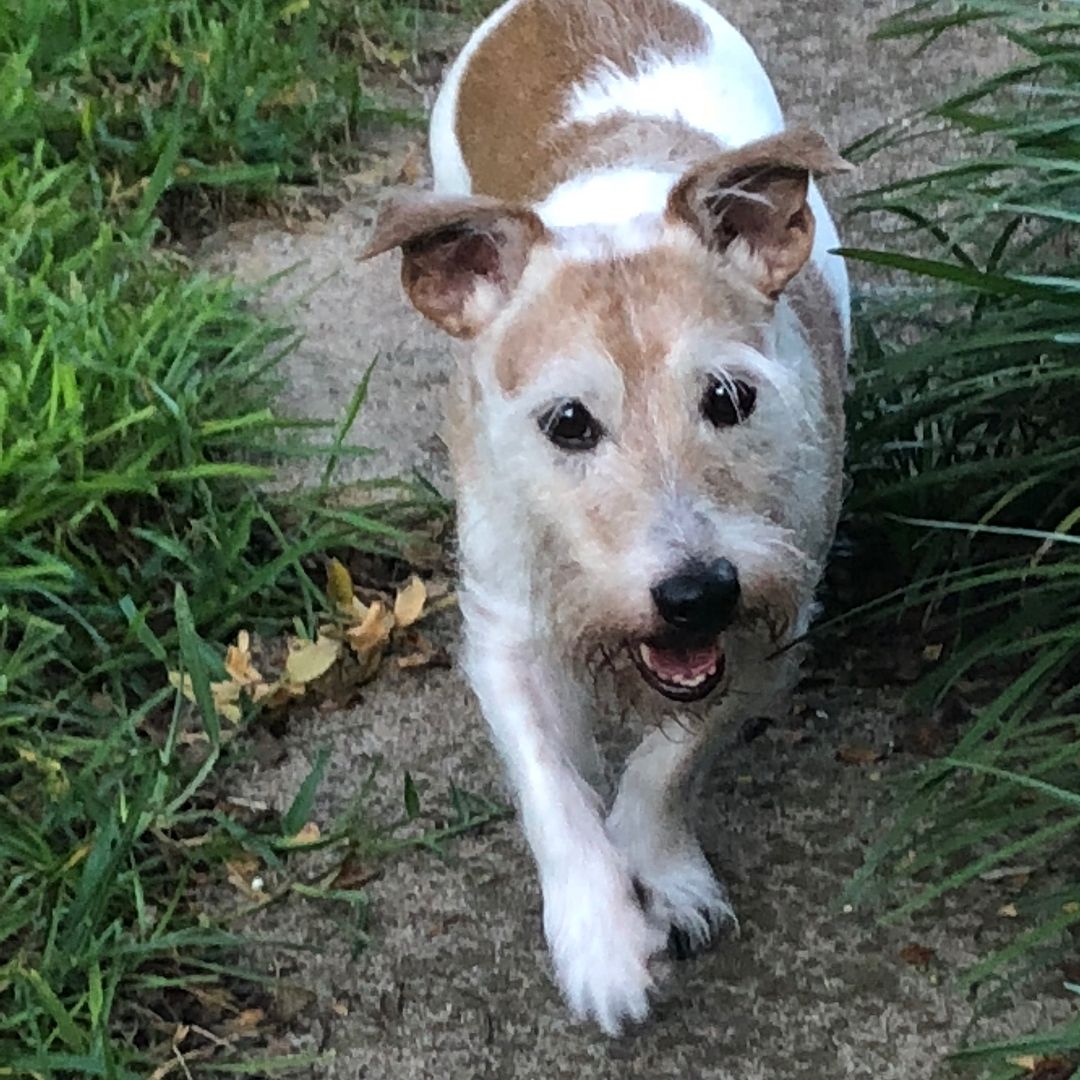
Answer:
[362,0,850,1035]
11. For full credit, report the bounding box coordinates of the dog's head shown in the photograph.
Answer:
[364,129,849,702]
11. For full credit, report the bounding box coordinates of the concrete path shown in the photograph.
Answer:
[206,4,1066,1077]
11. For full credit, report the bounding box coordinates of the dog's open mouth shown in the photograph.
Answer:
[630,636,725,703]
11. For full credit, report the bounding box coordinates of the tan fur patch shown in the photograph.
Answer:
[493,243,767,396]
[787,263,847,455]
[456,0,708,202]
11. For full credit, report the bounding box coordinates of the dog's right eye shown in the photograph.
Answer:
[538,400,604,452]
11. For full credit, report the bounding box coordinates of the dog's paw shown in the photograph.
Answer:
[543,866,668,1035]
[636,848,738,958]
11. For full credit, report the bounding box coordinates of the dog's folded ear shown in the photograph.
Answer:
[361,193,549,338]
[668,127,852,300]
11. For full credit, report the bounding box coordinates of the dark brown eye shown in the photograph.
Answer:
[538,400,604,451]
[702,376,757,428]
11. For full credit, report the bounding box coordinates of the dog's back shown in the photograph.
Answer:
[430,0,848,338]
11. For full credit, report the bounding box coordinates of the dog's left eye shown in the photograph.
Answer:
[702,376,757,428]
[538,400,604,451]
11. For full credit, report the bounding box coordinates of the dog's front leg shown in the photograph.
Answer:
[607,714,736,958]
[462,612,666,1034]
[608,655,798,957]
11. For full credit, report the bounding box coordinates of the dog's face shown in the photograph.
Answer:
[364,130,848,702]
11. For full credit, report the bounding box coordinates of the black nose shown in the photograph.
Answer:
[651,559,741,636]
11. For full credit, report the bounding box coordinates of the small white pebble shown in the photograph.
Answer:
[842,904,854,914]
[251,876,265,892]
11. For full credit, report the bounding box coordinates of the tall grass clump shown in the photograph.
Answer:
[841,1,1080,1073]
[0,5,501,1075]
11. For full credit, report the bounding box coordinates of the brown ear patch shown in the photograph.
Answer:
[668,127,852,299]
[361,193,548,338]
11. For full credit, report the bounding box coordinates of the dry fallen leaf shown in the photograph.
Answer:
[397,141,424,185]
[332,1000,349,1018]
[1009,1058,1040,1073]
[999,903,1019,918]
[922,642,943,662]
[211,679,243,724]
[1008,1056,1077,1080]
[285,635,342,685]
[224,629,262,685]
[224,1008,266,1036]
[836,745,884,766]
[346,599,395,655]
[225,856,263,899]
[396,630,450,670]
[283,821,321,847]
[394,575,427,628]
[168,670,243,724]
[899,943,936,969]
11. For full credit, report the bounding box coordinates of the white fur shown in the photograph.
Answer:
[429,0,848,338]
[420,0,849,1035]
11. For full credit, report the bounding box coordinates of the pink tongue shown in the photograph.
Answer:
[648,644,718,681]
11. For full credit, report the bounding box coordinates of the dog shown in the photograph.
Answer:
[363,0,851,1035]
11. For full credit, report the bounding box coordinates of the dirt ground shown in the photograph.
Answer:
[205,3,1072,1077]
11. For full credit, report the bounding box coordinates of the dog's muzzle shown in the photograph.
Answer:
[630,559,740,702]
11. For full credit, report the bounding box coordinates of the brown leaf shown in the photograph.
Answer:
[395,630,450,670]
[285,634,342,685]
[225,856,263,899]
[224,629,262,685]
[899,943,936,969]
[224,1008,265,1036]
[836,745,884,766]
[346,599,394,656]
[397,142,425,185]
[393,575,427,628]
[333,858,382,890]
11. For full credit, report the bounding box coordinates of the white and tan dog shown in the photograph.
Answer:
[364,0,850,1035]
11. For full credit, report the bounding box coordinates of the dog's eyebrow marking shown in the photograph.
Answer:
[493,239,769,395]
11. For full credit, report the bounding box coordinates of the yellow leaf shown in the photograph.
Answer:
[1064,901,1080,914]
[326,558,355,615]
[283,821,321,847]
[346,600,394,656]
[211,680,243,724]
[62,843,92,872]
[393,575,427,628]
[280,0,310,19]
[1007,1057,1038,1072]
[17,745,70,798]
[168,670,196,703]
[251,679,305,707]
[285,635,342,685]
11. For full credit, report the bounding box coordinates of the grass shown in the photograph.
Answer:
[0,2,504,1076]
[1,0,487,230]
[839,1,1080,1074]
